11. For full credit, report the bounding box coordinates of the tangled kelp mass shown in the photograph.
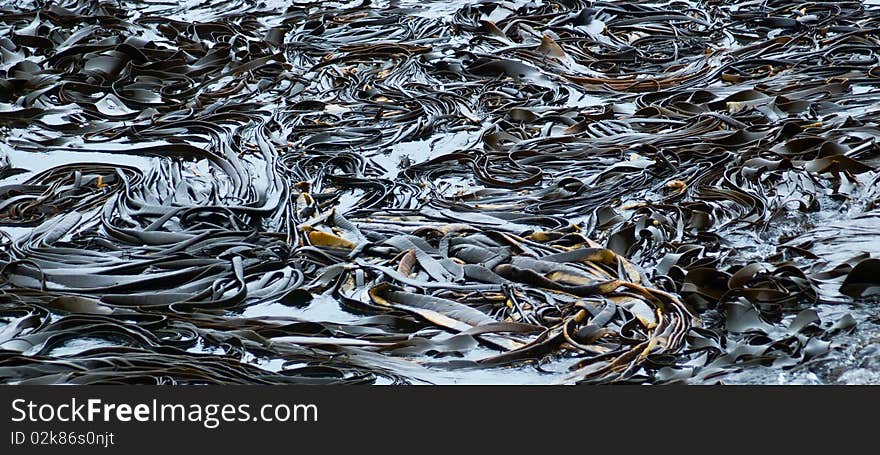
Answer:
[0,0,879,385]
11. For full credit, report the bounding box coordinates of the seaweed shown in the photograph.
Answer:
[0,0,878,384]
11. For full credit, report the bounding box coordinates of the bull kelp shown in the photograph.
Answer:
[0,0,879,385]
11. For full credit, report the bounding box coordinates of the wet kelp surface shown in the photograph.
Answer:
[0,0,879,385]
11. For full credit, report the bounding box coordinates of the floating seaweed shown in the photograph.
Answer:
[0,0,878,385]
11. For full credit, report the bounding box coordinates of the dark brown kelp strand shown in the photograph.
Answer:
[0,0,878,385]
